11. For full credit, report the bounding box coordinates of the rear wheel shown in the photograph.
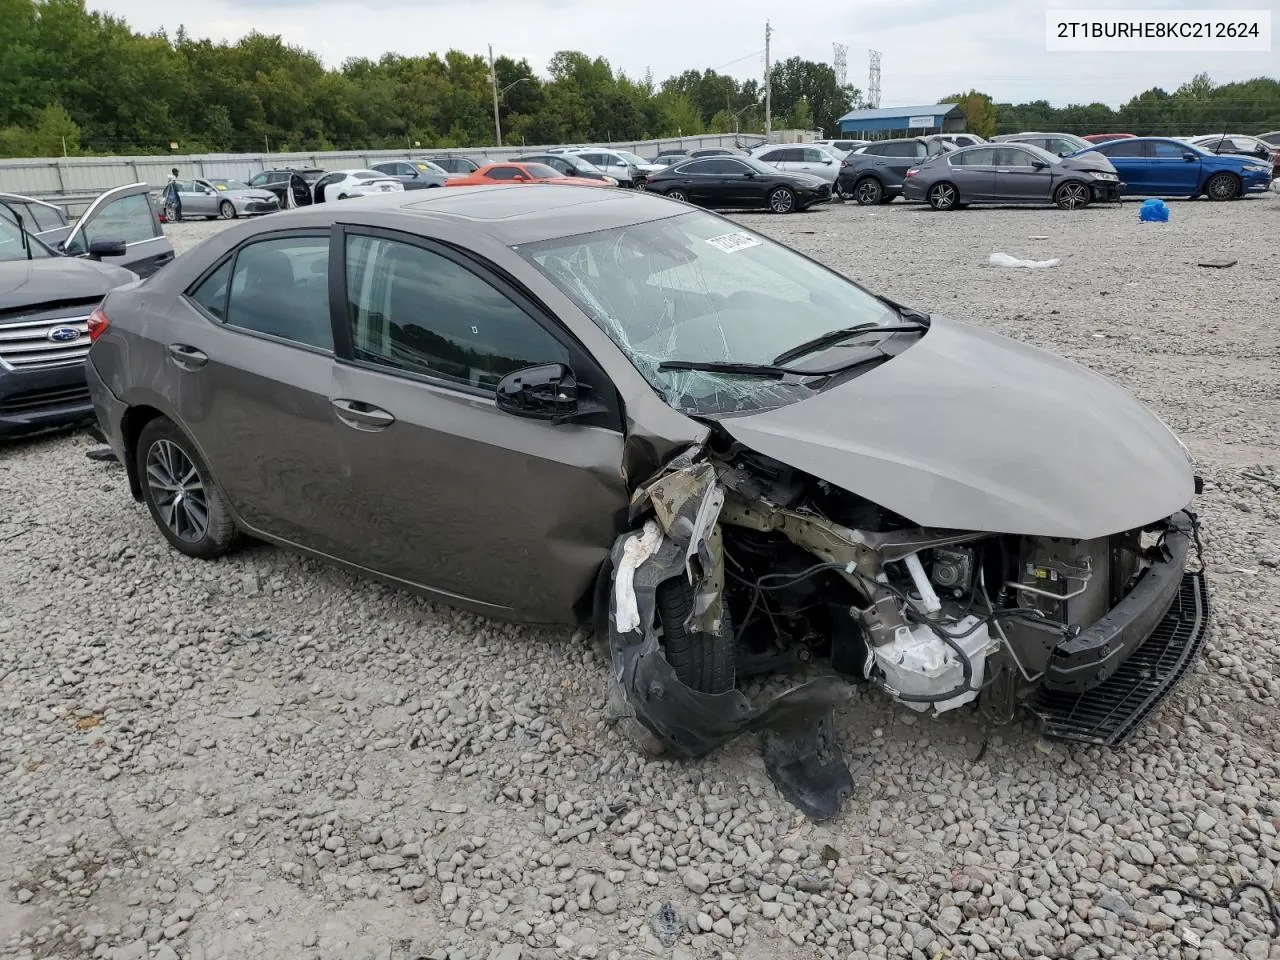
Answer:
[854,177,882,205]
[218,200,236,219]
[1205,172,1240,201]
[1054,180,1091,210]
[665,188,688,202]
[927,182,959,210]
[136,418,240,559]
[768,187,796,214]
[655,578,735,694]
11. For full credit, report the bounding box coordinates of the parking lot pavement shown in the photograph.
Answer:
[3,195,1280,960]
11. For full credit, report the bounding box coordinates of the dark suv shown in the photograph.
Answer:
[838,137,953,205]
[247,168,324,207]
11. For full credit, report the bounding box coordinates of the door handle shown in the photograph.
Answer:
[167,343,207,369]
[331,398,395,431]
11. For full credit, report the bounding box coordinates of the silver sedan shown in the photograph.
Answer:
[172,178,281,219]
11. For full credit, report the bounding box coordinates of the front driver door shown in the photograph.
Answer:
[328,227,628,621]
[1145,140,1200,195]
[993,146,1053,202]
[59,183,175,277]
[187,180,219,217]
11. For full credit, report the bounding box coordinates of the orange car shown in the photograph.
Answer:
[445,161,612,188]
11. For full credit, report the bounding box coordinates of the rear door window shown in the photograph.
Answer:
[224,236,333,351]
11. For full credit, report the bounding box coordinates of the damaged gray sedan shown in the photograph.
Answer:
[86,186,1209,820]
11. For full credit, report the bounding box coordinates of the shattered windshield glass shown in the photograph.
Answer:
[515,210,900,415]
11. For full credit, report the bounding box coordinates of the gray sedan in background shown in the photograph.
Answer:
[370,160,450,189]
[172,178,281,219]
[991,132,1094,157]
[902,142,1123,210]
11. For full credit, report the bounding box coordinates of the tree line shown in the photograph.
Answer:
[1,0,1277,159]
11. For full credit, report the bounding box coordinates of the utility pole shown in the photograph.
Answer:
[488,43,503,147]
[764,21,772,136]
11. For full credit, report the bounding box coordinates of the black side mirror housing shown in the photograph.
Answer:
[743,169,755,178]
[496,363,581,422]
[88,237,127,260]
[1032,160,1049,169]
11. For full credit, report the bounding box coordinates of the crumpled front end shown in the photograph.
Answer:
[603,437,1210,821]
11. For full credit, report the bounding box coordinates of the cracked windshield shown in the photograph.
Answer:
[517,209,902,415]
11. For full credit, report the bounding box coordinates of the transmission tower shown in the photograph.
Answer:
[832,42,848,86]
[868,49,882,108]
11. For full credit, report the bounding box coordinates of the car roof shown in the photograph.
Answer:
[226,184,681,246]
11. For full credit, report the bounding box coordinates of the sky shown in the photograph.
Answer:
[96,0,1276,108]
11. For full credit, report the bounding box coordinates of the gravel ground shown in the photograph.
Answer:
[3,193,1280,960]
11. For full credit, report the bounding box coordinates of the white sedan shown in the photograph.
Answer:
[312,170,405,203]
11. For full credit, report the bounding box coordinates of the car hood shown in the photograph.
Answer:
[0,257,136,312]
[717,316,1193,539]
[1061,153,1117,174]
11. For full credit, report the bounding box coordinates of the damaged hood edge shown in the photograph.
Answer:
[716,315,1194,540]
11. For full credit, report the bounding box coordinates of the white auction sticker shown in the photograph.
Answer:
[1046,9,1271,51]
[705,232,763,254]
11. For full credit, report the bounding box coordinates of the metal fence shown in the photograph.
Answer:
[0,131,818,207]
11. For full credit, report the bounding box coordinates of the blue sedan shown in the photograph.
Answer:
[1069,137,1272,201]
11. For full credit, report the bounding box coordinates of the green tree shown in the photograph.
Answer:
[769,57,859,136]
[941,90,998,138]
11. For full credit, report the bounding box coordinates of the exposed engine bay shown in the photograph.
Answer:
[604,435,1208,821]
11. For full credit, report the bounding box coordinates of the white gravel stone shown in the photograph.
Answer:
[4,199,1280,958]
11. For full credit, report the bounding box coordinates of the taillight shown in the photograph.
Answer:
[87,305,110,342]
[905,168,918,178]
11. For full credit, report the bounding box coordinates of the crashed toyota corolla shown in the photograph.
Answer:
[87,186,1209,820]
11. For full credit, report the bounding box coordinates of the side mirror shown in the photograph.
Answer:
[742,169,756,178]
[1031,160,1049,169]
[1183,153,1197,162]
[514,174,529,182]
[822,158,833,165]
[495,363,580,422]
[88,237,127,260]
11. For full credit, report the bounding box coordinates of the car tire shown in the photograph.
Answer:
[854,177,882,205]
[665,188,688,202]
[136,418,241,560]
[655,578,735,694]
[1054,180,1091,210]
[927,181,960,211]
[768,187,796,214]
[218,200,236,220]
[1204,172,1240,201]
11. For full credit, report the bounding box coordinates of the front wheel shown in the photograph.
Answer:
[1054,180,1091,210]
[927,182,959,211]
[768,186,796,214]
[665,188,688,202]
[136,418,241,559]
[1205,172,1240,201]
[655,578,735,694]
[854,177,882,206]
[218,200,236,220]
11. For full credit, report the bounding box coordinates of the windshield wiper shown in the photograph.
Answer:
[771,323,925,366]
[659,353,893,380]
[657,360,794,379]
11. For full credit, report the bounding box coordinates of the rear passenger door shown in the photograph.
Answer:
[946,147,997,201]
[879,142,920,188]
[327,228,628,619]
[170,230,349,551]
[1093,140,1149,193]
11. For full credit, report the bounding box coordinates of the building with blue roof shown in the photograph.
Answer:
[836,104,967,138]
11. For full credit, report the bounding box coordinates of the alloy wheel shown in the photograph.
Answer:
[218,200,235,219]
[855,180,881,205]
[1056,182,1090,209]
[1206,173,1239,201]
[667,189,687,202]
[929,184,957,210]
[145,439,210,543]
[769,188,795,213]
